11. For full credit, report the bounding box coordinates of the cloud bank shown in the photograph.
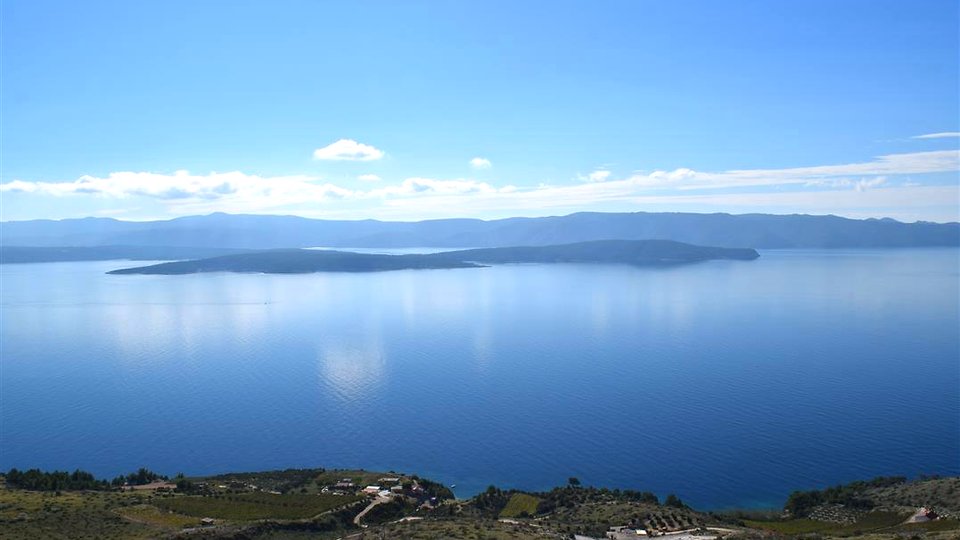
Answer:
[3,150,957,222]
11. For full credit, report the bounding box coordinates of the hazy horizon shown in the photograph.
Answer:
[3,208,960,226]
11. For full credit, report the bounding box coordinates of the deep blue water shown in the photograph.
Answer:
[1,249,958,509]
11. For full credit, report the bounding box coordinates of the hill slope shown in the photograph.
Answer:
[0,245,252,264]
[3,211,957,249]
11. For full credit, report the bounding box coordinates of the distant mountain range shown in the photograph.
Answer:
[106,240,760,275]
[2,211,958,249]
[0,246,252,264]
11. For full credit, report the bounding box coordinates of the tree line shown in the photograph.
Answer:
[784,476,907,517]
[4,467,168,491]
[471,481,681,518]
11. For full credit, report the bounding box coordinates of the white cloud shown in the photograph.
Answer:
[357,174,381,182]
[581,170,612,182]
[469,157,492,169]
[804,176,888,191]
[623,151,958,190]
[368,182,958,223]
[312,139,384,161]
[912,132,960,139]
[0,171,354,211]
[0,171,514,214]
[632,168,697,186]
[366,177,511,198]
[364,150,958,221]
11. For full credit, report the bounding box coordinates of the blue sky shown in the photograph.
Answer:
[2,0,958,222]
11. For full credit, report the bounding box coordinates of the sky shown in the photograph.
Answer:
[1,0,958,223]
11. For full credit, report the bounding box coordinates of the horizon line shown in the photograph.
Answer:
[3,209,959,226]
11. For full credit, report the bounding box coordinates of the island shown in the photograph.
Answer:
[106,249,484,274]
[106,240,760,275]
[432,240,760,265]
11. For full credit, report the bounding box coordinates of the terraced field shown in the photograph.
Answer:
[153,492,362,520]
[499,493,541,518]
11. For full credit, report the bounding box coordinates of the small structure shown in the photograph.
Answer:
[907,507,940,523]
[363,485,381,495]
[379,477,400,484]
[200,517,215,527]
[607,526,648,539]
[126,481,178,491]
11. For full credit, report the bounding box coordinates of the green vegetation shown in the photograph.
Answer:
[1,467,958,539]
[347,518,556,540]
[4,467,166,491]
[312,469,389,490]
[4,468,112,491]
[115,504,202,529]
[411,475,455,501]
[499,493,541,518]
[0,485,158,539]
[539,500,703,538]
[471,486,514,517]
[118,468,168,487]
[746,511,908,536]
[904,518,960,532]
[153,492,361,521]
[743,517,834,534]
[864,476,960,513]
[664,493,686,508]
[533,485,660,515]
[199,468,327,494]
[360,498,418,525]
[785,476,907,517]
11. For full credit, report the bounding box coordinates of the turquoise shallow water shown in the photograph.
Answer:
[1,248,958,509]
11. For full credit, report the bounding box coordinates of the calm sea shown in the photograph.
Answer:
[1,249,958,509]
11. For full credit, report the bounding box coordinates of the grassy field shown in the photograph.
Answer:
[499,493,541,518]
[537,501,704,538]
[349,518,557,540]
[115,503,202,529]
[743,517,834,534]
[0,486,156,540]
[902,518,960,532]
[745,511,910,536]
[153,492,361,520]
